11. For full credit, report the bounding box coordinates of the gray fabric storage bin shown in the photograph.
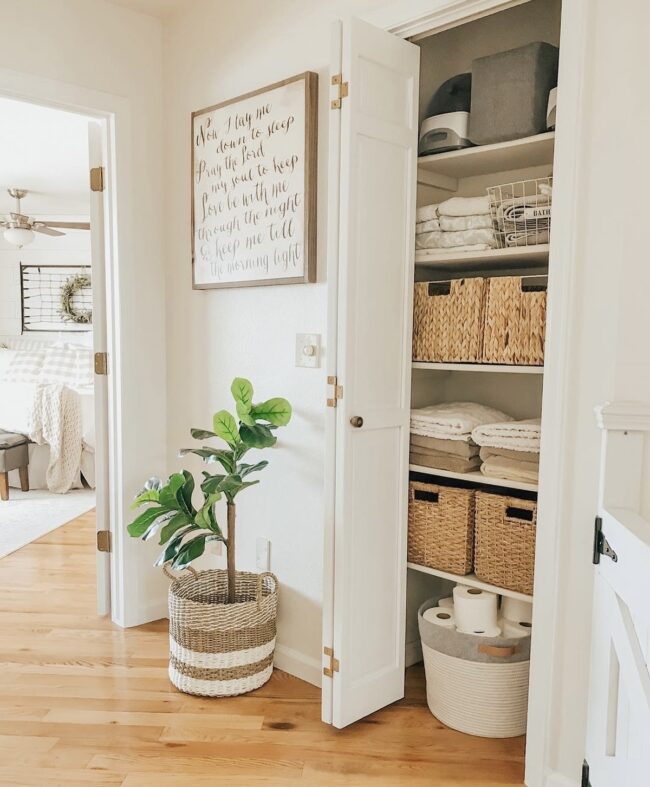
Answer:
[469,42,559,145]
[418,597,531,737]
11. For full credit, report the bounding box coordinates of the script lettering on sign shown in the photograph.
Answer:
[191,72,317,288]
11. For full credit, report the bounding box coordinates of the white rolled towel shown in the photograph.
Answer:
[438,195,491,217]
[416,203,439,222]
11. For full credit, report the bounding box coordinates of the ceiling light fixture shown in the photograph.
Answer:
[3,225,35,248]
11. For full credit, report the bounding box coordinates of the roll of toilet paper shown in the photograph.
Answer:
[501,618,532,639]
[453,585,498,634]
[423,606,456,629]
[438,596,454,609]
[501,597,533,625]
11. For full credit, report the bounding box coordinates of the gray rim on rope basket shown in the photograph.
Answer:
[164,564,279,697]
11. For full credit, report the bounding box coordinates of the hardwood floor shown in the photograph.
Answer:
[0,511,525,785]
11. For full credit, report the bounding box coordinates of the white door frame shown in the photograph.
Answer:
[324,1,592,785]
[0,67,128,626]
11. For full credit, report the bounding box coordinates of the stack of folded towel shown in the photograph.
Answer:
[410,402,512,473]
[471,418,541,483]
[415,196,497,254]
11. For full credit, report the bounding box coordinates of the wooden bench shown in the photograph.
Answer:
[0,431,29,501]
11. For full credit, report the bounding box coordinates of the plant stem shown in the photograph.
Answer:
[227,502,236,603]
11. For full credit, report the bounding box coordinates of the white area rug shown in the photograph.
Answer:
[0,488,95,558]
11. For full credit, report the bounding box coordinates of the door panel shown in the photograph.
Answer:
[327,15,419,729]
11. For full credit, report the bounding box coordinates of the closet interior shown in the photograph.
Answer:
[404,0,561,740]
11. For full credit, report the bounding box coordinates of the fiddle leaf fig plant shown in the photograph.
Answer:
[127,378,292,602]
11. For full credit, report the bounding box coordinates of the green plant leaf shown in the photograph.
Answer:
[190,428,217,440]
[212,410,240,446]
[216,474,243,495]
[177,470,195,518]
[159,511,191,544]
[237,460,269,478]
[240,423,277,449]
[143,511,176,541]
[128,506,169,538]
[231,378,254,412]
[236,400,256,425]
[155,526,196,566]
[251,397,292,426]
[172,535,207,570]
[159,473,186,510]
[231,479,260,498]
[200,474,225,494]
[130,488,160,509]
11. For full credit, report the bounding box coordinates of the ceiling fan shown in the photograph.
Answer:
[1,188,90,248]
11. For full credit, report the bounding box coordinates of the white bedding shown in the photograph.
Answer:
[0,381,95,491]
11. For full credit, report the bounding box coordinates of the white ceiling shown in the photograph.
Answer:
[0,97,91,218]
[105,0,189,18]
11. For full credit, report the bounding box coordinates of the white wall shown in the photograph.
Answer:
[163,0,388,682]
[0,0,168,626]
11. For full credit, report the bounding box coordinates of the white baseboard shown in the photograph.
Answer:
[274,643,322,687]
[405,638,423,667]
[544,770,579,787]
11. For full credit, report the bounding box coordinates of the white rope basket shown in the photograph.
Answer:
[423,643,530,737]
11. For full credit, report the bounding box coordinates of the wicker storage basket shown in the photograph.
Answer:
[482,275,547,365]
[408,480,475,574]
[412,278,486,362]
[166,567,278,697]
[474,492,537,595]
[419,597,530,738]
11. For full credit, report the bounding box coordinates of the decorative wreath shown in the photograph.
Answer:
[60,273,92,325]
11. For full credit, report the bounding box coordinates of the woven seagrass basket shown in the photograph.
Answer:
[165,567,278,697]
[474,492,537,595]
[407,480,475,574]
[412,278,486,363]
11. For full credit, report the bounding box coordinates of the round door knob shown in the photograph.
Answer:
[350,416,364,428]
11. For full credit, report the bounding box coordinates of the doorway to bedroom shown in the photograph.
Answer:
[0,97,100,560]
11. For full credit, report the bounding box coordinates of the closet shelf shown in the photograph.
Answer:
[409,464,538,493]
[407,562,533,603]
[415,244,549,271]
[417,131,555,184]
[412,361,544,374]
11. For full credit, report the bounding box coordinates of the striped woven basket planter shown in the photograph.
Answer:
[166,567,278,697]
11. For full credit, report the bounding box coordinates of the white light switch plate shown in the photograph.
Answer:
[256,537,270,571]
[295,333,321,368]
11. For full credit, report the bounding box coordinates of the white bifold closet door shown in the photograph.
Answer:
[323,16,419,728]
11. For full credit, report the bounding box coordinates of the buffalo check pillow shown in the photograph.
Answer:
[4,349,46,383]
[40,347,80,385]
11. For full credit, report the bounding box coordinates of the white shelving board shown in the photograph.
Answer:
[409,463,538,493]
[417,131,555,188]
[412,361,544,374]
[407,562,533,603]
[415,244,549,271]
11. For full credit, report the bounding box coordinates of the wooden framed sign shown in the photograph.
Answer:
[191,71,318,289]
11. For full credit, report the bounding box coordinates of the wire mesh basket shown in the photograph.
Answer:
[487,177,552,249]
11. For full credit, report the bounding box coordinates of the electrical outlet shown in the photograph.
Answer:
[256,537,270,571]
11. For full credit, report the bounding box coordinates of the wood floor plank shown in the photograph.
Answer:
[0,510,525,785]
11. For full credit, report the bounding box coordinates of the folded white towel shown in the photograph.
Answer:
[416,203,439,222]
[411,402,513,441]
[471,418,541,451]
[497,194,551,224]
[439,214,493,232]
[504,229,550,247]
[438,196,491,218]
[415,228,497,250]
[416,218,441,233]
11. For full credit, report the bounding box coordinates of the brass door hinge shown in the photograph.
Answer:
[94,352,108,376]
[330,74,349,109]
[97,530,112,553]
[326,375,343,408]
[323,646,340,678]
[90,166,105,192]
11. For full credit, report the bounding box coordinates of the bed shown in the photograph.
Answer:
[0,343,96,492]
